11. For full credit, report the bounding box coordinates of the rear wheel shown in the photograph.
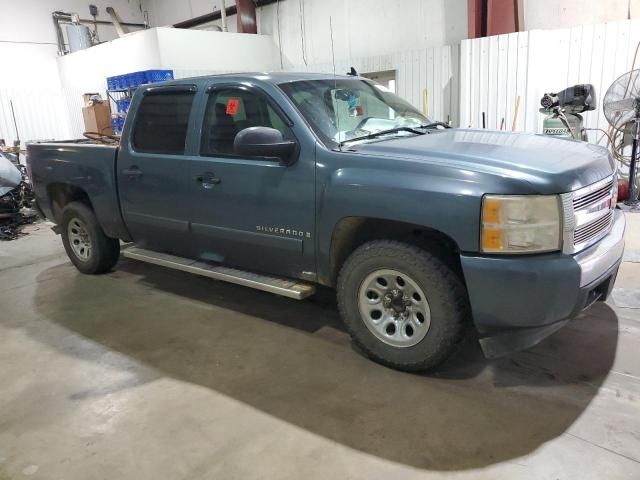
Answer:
[61,202,120,274]
[337,240,469,371]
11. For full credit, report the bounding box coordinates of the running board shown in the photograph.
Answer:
[122,247,316,300]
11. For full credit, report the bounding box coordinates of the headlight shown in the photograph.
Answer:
[481,195,562,253]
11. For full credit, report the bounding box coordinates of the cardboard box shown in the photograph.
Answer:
[82,93,101,107]
[82,103,113,135]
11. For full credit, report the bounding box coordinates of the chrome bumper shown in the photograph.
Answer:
[575,209,625,287]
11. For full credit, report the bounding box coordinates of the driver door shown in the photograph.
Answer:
[185,84,316,279]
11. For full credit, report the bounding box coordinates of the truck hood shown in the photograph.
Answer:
[350,129,615,193]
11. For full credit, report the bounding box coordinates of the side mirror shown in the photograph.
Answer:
[233,127,297,164]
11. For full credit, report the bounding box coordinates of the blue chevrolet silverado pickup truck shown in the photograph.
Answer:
[27,72,625,371]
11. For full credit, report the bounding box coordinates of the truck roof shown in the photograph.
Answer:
[152,71,360,87]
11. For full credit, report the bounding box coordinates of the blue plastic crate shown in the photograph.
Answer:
[132,71,147,87]
[145,70,174,83]
[110,115,126,133]
[107,76,117,90]
[113,75,126,90]
[107,74,125,90]
[122,73,133,88]
[108,69,175,92]
[116,98,131,113]
[123,73,134,88]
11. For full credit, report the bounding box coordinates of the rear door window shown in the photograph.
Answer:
[132,90,195,155]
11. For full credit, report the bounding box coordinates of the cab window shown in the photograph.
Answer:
[201,88,292,157]
[132,90,195,155]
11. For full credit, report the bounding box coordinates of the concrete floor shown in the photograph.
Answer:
[0,215,639,480]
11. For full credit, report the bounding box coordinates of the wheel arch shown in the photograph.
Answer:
[322,216,463,287]
[47,183,93,224]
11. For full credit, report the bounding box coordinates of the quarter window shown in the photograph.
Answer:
[201,88,292,157]
[132,91,195,155]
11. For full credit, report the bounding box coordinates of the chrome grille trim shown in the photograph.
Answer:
[562,175,616,254]
[574,210,613,244]
[573,180,614,210]
[560,193,575,231]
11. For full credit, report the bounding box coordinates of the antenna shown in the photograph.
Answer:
[9,100,19,142]
[9,100,20,163]
[329,16,341,151]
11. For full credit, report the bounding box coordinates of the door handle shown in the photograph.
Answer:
[122,167,143,177]
[195,172,221,188]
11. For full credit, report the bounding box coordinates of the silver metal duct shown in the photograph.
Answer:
[105,7,128,37]
[220,0,228,32]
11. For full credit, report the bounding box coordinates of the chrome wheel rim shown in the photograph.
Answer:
[67,218,92,261]
[357,269,431,348]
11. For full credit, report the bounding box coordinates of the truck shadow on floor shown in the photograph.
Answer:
[30,259,619,471]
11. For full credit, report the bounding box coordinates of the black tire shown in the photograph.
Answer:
[337,240,469,372]
[60,201,120,274]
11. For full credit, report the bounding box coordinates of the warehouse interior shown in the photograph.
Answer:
[1,1,640,479]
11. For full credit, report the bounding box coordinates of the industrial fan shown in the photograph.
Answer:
[604,69,640,206]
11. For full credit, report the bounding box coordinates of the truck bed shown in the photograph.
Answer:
[27,140,129,240]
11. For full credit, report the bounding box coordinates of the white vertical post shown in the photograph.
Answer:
[220,0,228,32]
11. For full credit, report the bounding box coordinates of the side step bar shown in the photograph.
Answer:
[122,247,316,300]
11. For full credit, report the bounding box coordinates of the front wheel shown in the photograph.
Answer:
[61,202,120,274]
[337,240,469,371]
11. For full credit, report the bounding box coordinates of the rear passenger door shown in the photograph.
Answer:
[118,86,197,256]
[186,84,316,279]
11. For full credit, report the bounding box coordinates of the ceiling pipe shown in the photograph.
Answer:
[106,6,128,37]
[220,0,228,31]
[81,18,147,27]
[236,0,257,34]
[173,0,280,30]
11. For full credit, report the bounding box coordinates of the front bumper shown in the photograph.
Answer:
[460,209,625,358]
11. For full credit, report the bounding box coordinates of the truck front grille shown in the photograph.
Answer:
[572,179,614,211]
[564,176,616,253]
[574,210,613,245]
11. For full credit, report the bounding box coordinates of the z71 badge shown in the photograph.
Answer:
[256,225,311,239]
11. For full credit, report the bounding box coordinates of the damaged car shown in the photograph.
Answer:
[0,151,35,239]
[0,152,23,218]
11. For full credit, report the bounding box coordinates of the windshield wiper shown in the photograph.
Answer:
[340,126,425,146]
[418,122,452,129]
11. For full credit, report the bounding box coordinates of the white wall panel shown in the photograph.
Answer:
[143,0,468,69]
[0,42,73,143]
[0,0,146,144]
[459,19,640,146]
[379,46,456,123]
[300,45,460,126]
[0,87,72,144]
[155,28,280,72]
[523,0,640,31]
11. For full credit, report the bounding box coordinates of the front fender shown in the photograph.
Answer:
[315,150,491,282]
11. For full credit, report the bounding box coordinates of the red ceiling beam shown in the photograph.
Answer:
[236,0,257,34]
[469,0,521,39]
[487,0,518,35]
[468,0,484,39]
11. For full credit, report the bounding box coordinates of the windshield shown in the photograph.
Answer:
[279,79,431,146]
